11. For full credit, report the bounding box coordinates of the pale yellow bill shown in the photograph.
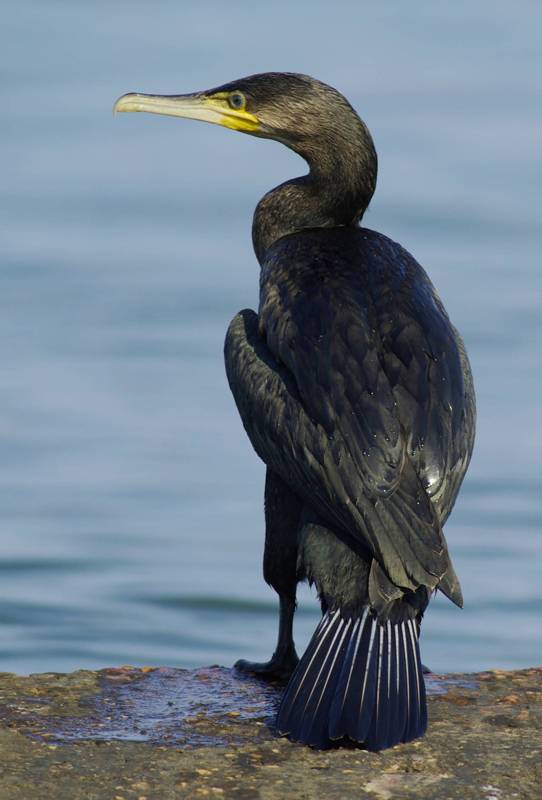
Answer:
[113,92,260,133]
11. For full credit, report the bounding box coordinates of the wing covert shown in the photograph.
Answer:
[224,227,471,603]
[259,257,404,499]
[225,308,456,599]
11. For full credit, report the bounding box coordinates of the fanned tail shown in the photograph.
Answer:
[276,608,427,751]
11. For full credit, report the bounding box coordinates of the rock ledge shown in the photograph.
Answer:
[0,665,540,799]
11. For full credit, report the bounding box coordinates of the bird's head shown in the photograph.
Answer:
[114,72,375,171]
[114,72,378,257]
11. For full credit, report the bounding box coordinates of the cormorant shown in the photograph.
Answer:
[114,73,475,751]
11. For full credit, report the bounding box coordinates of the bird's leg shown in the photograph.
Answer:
[235,594,299,680]
[234,468,302,681]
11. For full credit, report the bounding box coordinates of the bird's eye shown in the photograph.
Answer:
[228,91,246,110]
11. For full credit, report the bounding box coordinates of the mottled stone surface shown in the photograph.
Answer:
[0,665,540,799]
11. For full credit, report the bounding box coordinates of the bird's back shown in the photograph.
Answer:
[259,225,475,529]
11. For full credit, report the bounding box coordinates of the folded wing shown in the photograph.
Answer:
[225,305,460,603]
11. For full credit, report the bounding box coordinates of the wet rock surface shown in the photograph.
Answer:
[0,665,540,799]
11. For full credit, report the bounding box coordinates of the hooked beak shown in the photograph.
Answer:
[113,92,260,134]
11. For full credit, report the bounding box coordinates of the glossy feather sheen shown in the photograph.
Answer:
[219,73,474,750]
[226,226,474,597]
[225,224,473,748]
[260,227,474,520]
[277,609,427,750]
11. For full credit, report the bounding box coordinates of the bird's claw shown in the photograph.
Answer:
[234,652,299,682]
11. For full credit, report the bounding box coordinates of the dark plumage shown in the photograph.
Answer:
[115,72,475,751]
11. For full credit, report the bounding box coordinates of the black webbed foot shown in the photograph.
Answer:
[234,649,299,681]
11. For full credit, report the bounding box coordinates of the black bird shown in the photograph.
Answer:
[114,73,475,751]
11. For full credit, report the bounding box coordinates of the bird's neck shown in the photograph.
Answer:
[252,124,377,264]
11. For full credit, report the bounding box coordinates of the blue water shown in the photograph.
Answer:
[1,1,541,675]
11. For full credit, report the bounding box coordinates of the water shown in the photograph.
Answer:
[1,1,541,675]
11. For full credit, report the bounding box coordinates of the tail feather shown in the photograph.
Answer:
[390,621,406,746]
[402,619,418,740]
[276,609,427,751]
[277,610,339,747]
[351,615,379,741]
[299,616,352,746]
[407,619,427,735]
[328,611,379,742]
[369,622,390,750]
